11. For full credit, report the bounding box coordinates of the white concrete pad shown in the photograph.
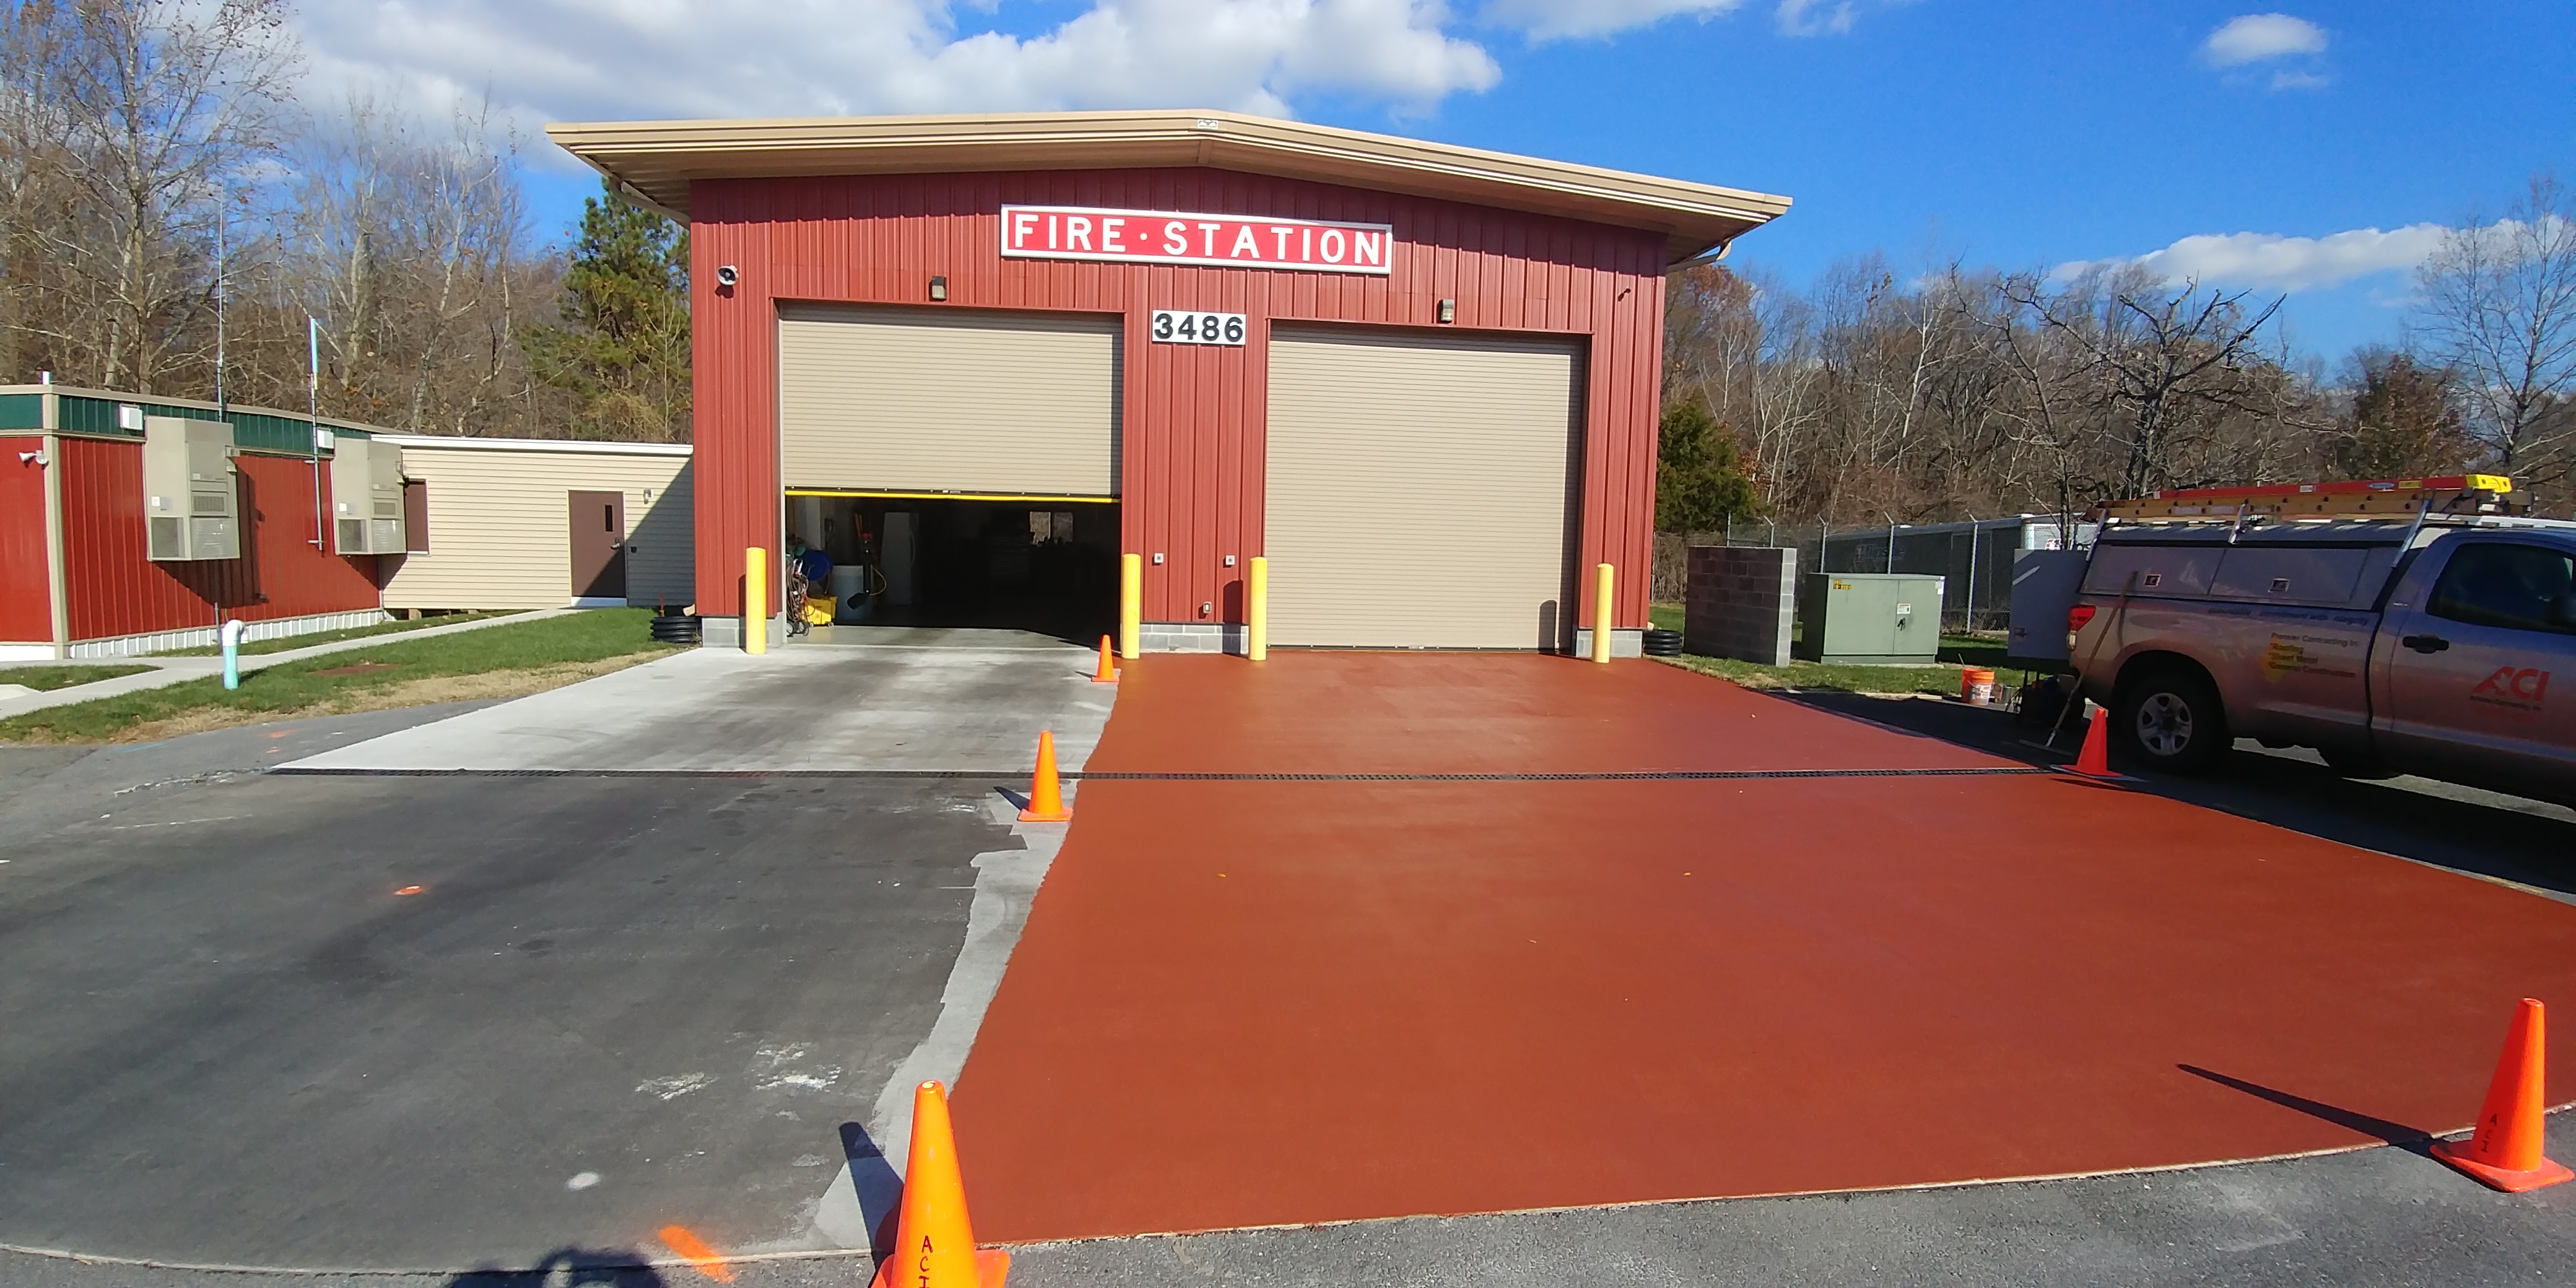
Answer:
[276,644,1116,774]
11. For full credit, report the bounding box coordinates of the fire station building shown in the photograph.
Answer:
[547,111,1788,652]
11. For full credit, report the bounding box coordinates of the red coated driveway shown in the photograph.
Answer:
[953,654,2576,1243]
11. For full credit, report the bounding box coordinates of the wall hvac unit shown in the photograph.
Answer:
[142,415,240,562]
[329,435,407,554]
[1794,572,1944,664]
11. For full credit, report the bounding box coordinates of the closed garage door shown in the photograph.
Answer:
[779,305,1122,495]
[1264,328,1583,648]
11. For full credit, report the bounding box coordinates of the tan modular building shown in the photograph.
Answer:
[373,434,695,612]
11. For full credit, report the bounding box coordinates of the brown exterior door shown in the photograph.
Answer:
[570,490,627,600]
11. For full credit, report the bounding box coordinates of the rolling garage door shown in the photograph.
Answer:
[778,304,1121,495]
[1264,328,1583,648]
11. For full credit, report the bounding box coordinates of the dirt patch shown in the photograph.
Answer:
[310,662,402,676]
[102,655,662,744]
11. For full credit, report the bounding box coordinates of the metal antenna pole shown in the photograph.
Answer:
[308,317,323,548]
[214,197,226,414]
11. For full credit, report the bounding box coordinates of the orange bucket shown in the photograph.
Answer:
[1960,667,1997,705]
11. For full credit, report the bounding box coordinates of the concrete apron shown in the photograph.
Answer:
[273,640,1110,1268]
[273,643,1114,775]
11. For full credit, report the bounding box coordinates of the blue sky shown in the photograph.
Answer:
[312,1,2574,364]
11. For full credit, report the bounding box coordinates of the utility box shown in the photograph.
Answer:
[1795,572,1943,664]
[142,416,240,562]
[329,435,407,554]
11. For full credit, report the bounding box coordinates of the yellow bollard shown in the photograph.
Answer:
[1247,556,1268,661]
[744,546,768,655]
[1591,562,1614,664]
[1119,553,1142,660]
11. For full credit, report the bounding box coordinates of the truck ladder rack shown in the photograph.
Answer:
[2094,474,2518,521]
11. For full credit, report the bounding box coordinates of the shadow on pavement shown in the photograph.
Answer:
[842,1120,903,1258]
[2178,1064,2439,1158]
[1785,690,2576,903]
[446,1248,667,1286]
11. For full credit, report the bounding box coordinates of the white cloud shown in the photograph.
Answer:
[1479,0,1744,41]
[2058,224,2450,294]
[294,0,1502,144]
[2268,69,2330,91]
[2200,14,2326,67]
[1774,0,1853,37]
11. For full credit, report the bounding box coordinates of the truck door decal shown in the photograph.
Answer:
[2471,666,2551,712]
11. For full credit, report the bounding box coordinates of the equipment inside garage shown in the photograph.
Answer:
[786,492,1118,641]
[550,110,1792,652]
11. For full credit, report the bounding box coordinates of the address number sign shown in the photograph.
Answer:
[1150,310,1246,346]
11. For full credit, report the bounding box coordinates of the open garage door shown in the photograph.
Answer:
[1264,327,1583,648]
[778,304,1121,497]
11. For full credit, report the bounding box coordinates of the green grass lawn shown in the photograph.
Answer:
[1648,601,2015,694]
[0,664,154,692]
[0,609,679,744]
[154,609,523,656]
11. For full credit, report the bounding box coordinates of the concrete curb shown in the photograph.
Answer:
[0,609,582,722]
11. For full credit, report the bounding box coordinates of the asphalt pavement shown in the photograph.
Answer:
[0,765,1024,1269]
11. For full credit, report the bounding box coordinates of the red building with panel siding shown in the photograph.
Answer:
[0,387,392,659]
[551,111,1788,651]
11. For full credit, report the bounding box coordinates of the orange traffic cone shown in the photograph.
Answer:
[1017,731,1071,822]
[2432,998,2574,1192]
[1089,635,1118,684]
[869,1081,1010,1288]
[2069,703,2114,778]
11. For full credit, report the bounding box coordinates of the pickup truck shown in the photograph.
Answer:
[2066,516,2576,805]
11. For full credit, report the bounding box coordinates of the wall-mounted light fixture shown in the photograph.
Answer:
[17,450,46,467]
[1437,298,1456,324]
[929,275,948,302]
[715,265,739,289]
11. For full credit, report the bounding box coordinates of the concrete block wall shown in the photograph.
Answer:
[1140,622,1243,654]
[1685,546,1796,666]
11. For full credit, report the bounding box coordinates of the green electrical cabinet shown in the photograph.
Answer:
[1795,572,1944,664]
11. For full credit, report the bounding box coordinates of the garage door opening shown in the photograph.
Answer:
[786,492,1120,645]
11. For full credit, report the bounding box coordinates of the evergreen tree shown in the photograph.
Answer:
[2331,352,2471,480]
[1656,398,1763,531]
[524,179,690,440]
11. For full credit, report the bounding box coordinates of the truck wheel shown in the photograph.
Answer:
[2113,666,2229,775]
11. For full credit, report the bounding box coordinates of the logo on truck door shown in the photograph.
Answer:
[2471,666,2551,712]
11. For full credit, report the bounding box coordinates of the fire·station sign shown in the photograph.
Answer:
[1001,205,1395,276]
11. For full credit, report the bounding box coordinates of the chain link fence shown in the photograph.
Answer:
[1653,515,2095,632]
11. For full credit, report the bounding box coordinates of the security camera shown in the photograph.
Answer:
[715,265,739,288]
[16,450,45,467]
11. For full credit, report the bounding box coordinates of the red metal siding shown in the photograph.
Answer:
[59,437,383,641]
[0,437,48,641]
[691,167,1665,632]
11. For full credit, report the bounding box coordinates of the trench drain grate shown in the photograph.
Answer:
[266,766,2052,782]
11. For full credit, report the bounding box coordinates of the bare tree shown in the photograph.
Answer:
[0,1,82,382]
[2005,267,2284,497]
[2414,174,2576,491]
[46,0,298,393]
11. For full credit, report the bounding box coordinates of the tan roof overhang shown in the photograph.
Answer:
[546,110,1789,264]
